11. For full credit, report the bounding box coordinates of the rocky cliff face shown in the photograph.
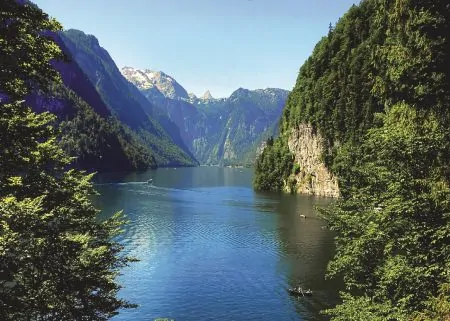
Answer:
[285,124,340,197]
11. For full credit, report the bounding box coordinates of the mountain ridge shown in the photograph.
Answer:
[122,66,290,166]
[58,29,198,167]
[122,66,190,100]
[24,31,158,172]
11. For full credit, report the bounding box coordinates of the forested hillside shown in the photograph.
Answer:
[21,25,196,172]
[26,77,156,172]
[54,85,156,171]
[254,0,450,319]
[59,29,198,167]
[254,1,385,192]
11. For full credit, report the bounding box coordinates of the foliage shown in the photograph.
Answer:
[58,86,156,171]
[0,0,63,99]
[323,0,450,319]
[0,1,135,319]
[322,104,450,319]
[0,102,136,320]
[254,0,450,319]
[292,163,301,175]
[254,0,385,190]
[253,136,293,192]
[411,283,450,321]
[322,292,406,321]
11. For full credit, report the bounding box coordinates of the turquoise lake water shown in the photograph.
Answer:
[94,167,341,321]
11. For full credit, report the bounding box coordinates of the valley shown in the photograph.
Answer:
[26,28,290,172]
[122,66,289,165]
[2,1,449,320]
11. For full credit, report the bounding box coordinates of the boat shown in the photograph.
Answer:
[288,286,313,297]
[147,178,153,184]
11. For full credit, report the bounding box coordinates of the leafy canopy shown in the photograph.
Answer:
[254,0,450,319]
[0,1,136,319]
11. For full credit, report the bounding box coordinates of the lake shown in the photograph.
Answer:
[94,167,342,321]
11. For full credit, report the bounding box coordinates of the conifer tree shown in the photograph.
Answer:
[0,1,135,319]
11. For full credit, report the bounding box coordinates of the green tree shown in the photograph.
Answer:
[0,1,135,319]
[320,1,450,319]
[254,0,450,319]
[411,284,450,321]
[322,104,450,319]
[0,0,63,99]
[253,137,293,192]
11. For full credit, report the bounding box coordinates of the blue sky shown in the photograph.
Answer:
[36,0,357,98]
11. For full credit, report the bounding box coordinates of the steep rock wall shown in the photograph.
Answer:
[285,124,340,197]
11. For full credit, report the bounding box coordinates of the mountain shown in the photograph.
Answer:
[203,87,289,165]
[122,67,189,100]
[201,90,213,100]
[59,29,198,167]
[122,66,289,165]
[254,2,450,319]
[24,32,156,172]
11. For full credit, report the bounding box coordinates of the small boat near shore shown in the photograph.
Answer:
[147,178,153,184]
[288,286,313,297]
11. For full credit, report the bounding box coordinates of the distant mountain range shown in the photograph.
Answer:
[28,25,288,170]
[122,66,289,166]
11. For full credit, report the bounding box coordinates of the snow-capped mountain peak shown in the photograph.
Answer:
[121,66,189,100]
[201,90,213,100]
